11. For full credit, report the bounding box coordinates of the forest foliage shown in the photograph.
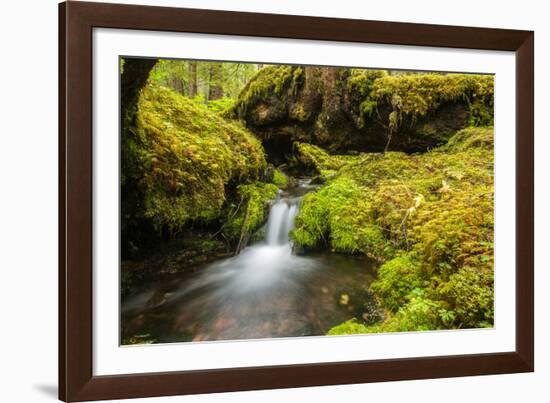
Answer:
[149,59,260,102]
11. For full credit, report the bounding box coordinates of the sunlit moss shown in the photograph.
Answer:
[290,175,389,257]
[347,69,388,122]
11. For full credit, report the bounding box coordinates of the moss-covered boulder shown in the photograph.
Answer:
[122,83,269,255]
[232,67,493,158]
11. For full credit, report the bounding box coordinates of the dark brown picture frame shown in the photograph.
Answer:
[59,1,534,401]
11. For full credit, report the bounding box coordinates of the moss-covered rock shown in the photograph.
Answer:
[291,126,494,332]
[444,126,494,151]
[232,67,493,157]
[222,182,278,251]
[291,176,391,258]
[370,255,424,312]
[232,66,303,122]
[271,169,289,188]
[293,142,353,174]
[122,84,268,254]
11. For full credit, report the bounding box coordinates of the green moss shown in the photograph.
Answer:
[271,169,289,187]
[206,96,235,115]
[293,142,357,176]
[370,73,494,125]
[289,190,329,249]
[348,69,388,98]
[408,184,494,277]
[327,319,372,335]
[291,176,390,257]
[123,84,267,234]
[445,126,494,151]
[223,182,278,241]
[435,265,494,328]
[289,104,310,122]
[370,255,424,312]
[232,65,303,117]
[347,69,388,120]
[293,126,494,333]
[294,138,493,263]
[329,289,445,335]
[229,67,493,154]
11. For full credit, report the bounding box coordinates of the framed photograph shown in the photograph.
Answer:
[59,1,534,401]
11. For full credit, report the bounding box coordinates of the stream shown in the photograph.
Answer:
[121,180,376,344]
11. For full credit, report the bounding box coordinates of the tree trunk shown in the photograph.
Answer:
[169,76,184,95]
[188,61,198,98]
[120,58,157,258]
[208,63,224,101]
[121,58,157,133]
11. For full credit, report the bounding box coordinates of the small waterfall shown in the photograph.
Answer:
[265,193,300,246]
[122,178,379,343]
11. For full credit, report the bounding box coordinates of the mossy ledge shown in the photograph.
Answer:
[232,66,493,157]
[290,126,494,332]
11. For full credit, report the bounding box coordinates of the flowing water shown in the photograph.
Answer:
[121,180,376,344]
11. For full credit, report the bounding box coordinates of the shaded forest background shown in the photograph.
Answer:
[147,59,261,108]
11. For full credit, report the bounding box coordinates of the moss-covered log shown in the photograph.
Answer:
[232,67,493,157]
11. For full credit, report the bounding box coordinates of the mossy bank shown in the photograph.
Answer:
[290,127,494,332]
